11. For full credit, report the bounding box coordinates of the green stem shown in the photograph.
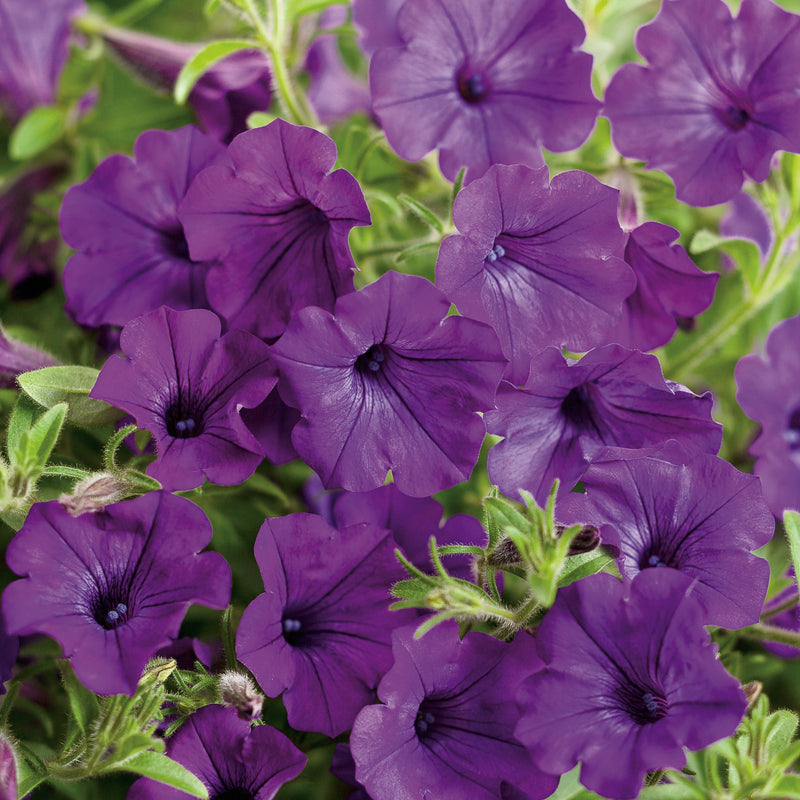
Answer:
[739,622,800,648]
[0,681,20,729]
[761,594,799,619]
[513,594,542,628]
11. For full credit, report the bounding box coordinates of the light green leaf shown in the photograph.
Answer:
[288,0,343,19]
[17,366,121,426]
[690,229,760,289]
[122,751,208,798]
[61,662,100,735]
[784,511,800,599]
[174,40,258,105]
[9,106,68,160]
[23,403,68,470]
[6,394,39,459]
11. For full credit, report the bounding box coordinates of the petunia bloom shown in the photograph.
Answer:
[516,570,747,799]
[179,118,371,340]
[557,442,774,629]
[0,325,58,388]
[236,513,412,737]
[736,313,800,516]
[0,0,85,124]
[2,492,230,696]
[273,270,506,497]
[607,221,718,351]
[437,164,633,383]
[61,126,230,328]
[350,621,558,800]
[370,0,600,184]
[99,26,272,143]
[126,704,306,799]
[486,345,722,505]
[90,306,277,491]
[603,0,800,207]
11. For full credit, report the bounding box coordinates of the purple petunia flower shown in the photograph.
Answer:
[607,222,719,351]
[100,26,272,143]
[179,119,371,340]
[0,0,85,124]
[273,270,506,496]
[2,492,230,696]
[329,484,486,582]
[126,704,306,799]
[236,512,412,737]
[61,126,230,328]
[720,191,773,257]
[760,567,800,659]
[90,306,277,491]
[0,325,58,388]
[352,0,404,55]
[437,164,634,383]
[350,621,558,800]
[306,6,371,124]
[516,571,746,799]
[603,0,800,207]
[369,0,600,183]
[486,345,722,505]
[558,442,774,629]
[736,313,800,516]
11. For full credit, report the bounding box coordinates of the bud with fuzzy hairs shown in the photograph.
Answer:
[59,471,126,517]
[0,731,17,800]
[217,671,264,721]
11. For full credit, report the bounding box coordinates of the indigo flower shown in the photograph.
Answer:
[736,313,800,516]
[369,0,599,183]
[179,119,371,340]
[604,0,800,207]
[558,442,774,629]
[236,513,412,737]
[350,622,558,800]
[0,0,85,124]
[100,26,272,143]
[91,306,277,491]
[60,126,230,328]
[720,191,773,257]
[126,704,306,799]
[273,270,506,496]
[437,164,633,383]
[486,345,722,505]
[608,222,718,351]
[2,492,230,696]
[516,571,747,800]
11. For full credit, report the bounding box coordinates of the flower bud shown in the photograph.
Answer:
[217,671,264,721]
[59,472,126,516]
[0,732,17,800]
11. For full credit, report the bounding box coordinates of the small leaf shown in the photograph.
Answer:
[122,751,208,798]
[17,366,121,426]
[784,511,800,596]
[61,662,100,735]
[764,709,798,755]
[174,40,258,105]
[288,0,344,19]
[24,403,67,470]
[398,194,445,233]
[6,394,38,459]
[484,497,530,538]
[9,106,68,160]
[690,229,760,289]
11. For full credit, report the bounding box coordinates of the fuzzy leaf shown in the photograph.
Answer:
[174,40,257,104]
[122,751,208,797]
[9,105,67,160]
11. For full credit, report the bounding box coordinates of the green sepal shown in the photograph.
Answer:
[690,229,761,290]
[9,105,68,160]
[108,733,164,767]
[14,402,68,474]
[17,366,121,426]
[122,751,208,798]
[6,394,39,458]
[15,744,49,798]
[174,40,259,105]
[784,511,800,599]
[557,551,614,588]
[60,661,100,735]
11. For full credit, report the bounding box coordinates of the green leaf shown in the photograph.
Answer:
[9,106,67,160]
[61,662,100,735]
[784,511,800,600]
[558,552,613,588]
[174,40,258,105]
[484,497,530,538]
[690,229,761,289]
[768,774,800,797]
[288,0,344,18]
[122,751,208,797]
[23,403,67,471]
[6,394,39,459]
[17,366,121,426]
[398,194,445,233]
[765,709,798,755]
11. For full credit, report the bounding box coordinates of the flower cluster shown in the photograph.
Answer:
[3,0,799,798]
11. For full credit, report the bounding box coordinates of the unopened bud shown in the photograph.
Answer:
[0,732,18,800]
[486,536,522,567]
[217,671,264,721]
[560,523,601,556]
[743,680,762,711]
[59,472,126,516]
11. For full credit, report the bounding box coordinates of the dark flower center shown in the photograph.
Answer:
[616,682,670,725]
[356,345,386,375]
[719,104,750,131]
[282,616,303,646]
[165,397,204,439]
[638,545,677,571]
[560,384,601,435]
[457,66,491,104]
[161,224,192,261]
[484,243,506,264]
[211,789,254,800]
[785,408,800,449]
[306,205,328,226]
[415,707,436,739]
[92,597,131,630]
